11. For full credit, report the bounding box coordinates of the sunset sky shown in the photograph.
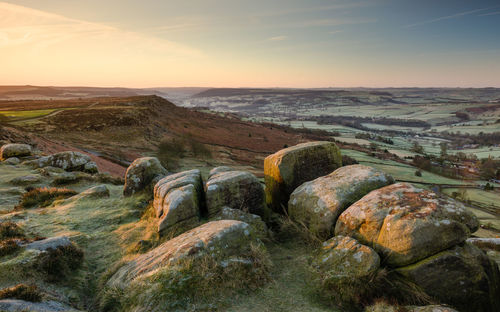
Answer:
[1,0,499,88]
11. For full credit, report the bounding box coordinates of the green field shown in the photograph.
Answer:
[0,109,56,120]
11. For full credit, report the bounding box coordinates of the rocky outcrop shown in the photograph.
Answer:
[153,170,203,233]
[107,220,264,288]
[214,207,268,238]
[264,141,342,212]
[206,170,267,217]
[0,144,32,160]
[288,165,393,238]
[123,157,167,196]
[335,183,479,267]
[26,151,98,174]
[396,243,500,312]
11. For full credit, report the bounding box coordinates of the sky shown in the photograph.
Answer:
[1,0,499,88]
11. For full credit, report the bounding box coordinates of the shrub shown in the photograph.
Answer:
[415,170,422,177]
[342,155,359,166]
[16,187,77,209]
[0,239,20,257]
[0,284,42,302]
[34,244,84,281]
[0,221,24,239]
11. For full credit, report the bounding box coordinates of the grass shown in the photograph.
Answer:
[0,109,56,121]
[0,284,42,301]
[34,244,84,282]
[0,221,24,239]
[0,239,20,257]
[102,242,272,312]
[15,187,78,209]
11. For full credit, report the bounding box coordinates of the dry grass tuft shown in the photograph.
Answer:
[0,284,42,302]
[15,187,78,209]
[34,244,84,282]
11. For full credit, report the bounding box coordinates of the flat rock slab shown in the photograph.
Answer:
[289,165,393,238]
[25,236,72,251]
[208,166,234,179]
[264,141,342,212]
[108,220,258,288]
[206,170,266,217]
[26,151,98,174]
[335,183,479,267]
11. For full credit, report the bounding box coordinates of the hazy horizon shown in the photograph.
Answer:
[1,0,499,88]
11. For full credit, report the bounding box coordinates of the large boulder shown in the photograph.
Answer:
[153,170,203,233]
[26,151,98,174]
[396,243,500,312]
[312,235,380,282]
[0,144,32,160]
[123,157,167,196]
[311,235,380,305]
[206,170,267,217]
[264,141,342,212]
[288,165,394,238]
[107,220,266,288]
[335,183,479,267]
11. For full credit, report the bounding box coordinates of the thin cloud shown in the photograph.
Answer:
[328,30,343,35]
[0,2,202,57]
[267,35,288,41]
[405,7,493,28]
[256,1,372,17]
[478,11,500,16]
[290,17,376,28]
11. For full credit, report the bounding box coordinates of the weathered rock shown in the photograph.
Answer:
[123,157,167,196]
[467,237,500,251]
[0,299,82,312]
[4,157,20,165]
[288,165,394,238]
[25,236,72,251]
[206,170,267,217]
[335,183,479,266]
[0,144,32,160]
[26,151,98,173]
[396,243,500,312]
[312,235,380,282]
[214,207,268,238]
[153,169,203,233]
[208,166,234,179]
[9,174,41,186]
[107,220,262,288]
[264,141,342,212]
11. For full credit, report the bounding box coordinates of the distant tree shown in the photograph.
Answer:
[480,157,500,180]
[439,142,448,158]
[415,170,422,177]
[410,141,424,154]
